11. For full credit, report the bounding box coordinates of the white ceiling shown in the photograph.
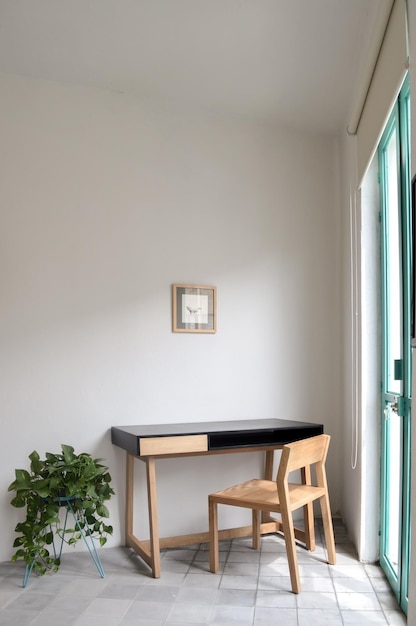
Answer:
[0,0,383,134]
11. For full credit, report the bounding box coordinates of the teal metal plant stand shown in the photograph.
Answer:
[23,496,105,587]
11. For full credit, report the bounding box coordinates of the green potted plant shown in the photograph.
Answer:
[8,444,114,582]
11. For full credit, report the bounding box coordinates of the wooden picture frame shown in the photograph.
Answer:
[172,284,216,333]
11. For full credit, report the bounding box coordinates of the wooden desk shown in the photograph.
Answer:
[111,418,323,577]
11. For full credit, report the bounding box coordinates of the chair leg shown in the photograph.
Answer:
[252,509,260,550]
[280,509,301,594]
[301,467,315,551]
[320,494,336,565]
[208,497,219,573]
[303,502,316,551]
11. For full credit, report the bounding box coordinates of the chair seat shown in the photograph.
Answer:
[212,479,327,512]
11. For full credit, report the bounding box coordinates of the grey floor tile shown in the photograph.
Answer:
[370,576,394,592]
[121,621,166,626]
[223,561,260,576]
[80,596,133,618]
[335,550,366,565]
[384,609,408,624]
[0,521,408,626]
[331,562,369,579]
[105,572,149,586]
[127,555,156,574]
[259,550,287,563]
[97,581,144,599]
[20,574,74,594]
[183,573,221,588]
[259,560,293,577]
[219,574,259,590]
[341,609,389,624]
[254,606,298,625]
[176,586,219,605]
[216,589,256,606]
[332,576,374,592]
[257,575,293,593]
[43,594,93,615]
[0,578,25,593]
[296,591,339,610]
[259,541,287,554]
[74,616,126,626]
[121,618,167,626]
[296,549,328,564]
[0,609,41,625]
[198,541,232,552]
[0,591,22,610]
[299,576,335,592]
[376,590,402,611]
[135,585,181,603]
[193,551,227,564]
[337,591,382,611]
[0,564,24,577]
[31,609,86,626]
[188,562,213,574]
[166,603,212,623]
[160,559,192,573]
[227,550,261,563]
[58,577,110,596]
[145,572,187,586]
[255,589,296,608]
[230,538,256,551]
[4,591,56,612]
[298,562,332,578]
[163,549,197,562]
[209,604,254,624]
[297,608,343,625]
[122,599,172,622]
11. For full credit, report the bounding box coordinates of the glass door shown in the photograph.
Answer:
[378,78,411,615]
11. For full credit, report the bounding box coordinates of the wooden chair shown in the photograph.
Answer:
[208,434,336,593]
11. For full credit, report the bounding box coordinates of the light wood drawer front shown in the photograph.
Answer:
[139,435,208,456]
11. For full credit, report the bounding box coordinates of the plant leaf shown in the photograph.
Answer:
[61,445,75,464]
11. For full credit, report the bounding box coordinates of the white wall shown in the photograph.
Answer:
[0,72,342,562]
[340,145,381,562]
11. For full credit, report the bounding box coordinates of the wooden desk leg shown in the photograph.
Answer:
[262,450,279,526]
[126,453,134,540]
[264,450,275,481]
[146,457,161,578]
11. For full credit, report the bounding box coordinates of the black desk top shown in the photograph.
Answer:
[111,418,324,456]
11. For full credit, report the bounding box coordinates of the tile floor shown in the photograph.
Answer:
[0,519,407,625]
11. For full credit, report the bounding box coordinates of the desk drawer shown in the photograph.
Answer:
[139,434,208,456]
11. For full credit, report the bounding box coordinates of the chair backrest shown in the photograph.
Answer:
[276,434,330,486]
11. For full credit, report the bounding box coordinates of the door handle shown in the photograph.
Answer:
[384,397,398,419]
